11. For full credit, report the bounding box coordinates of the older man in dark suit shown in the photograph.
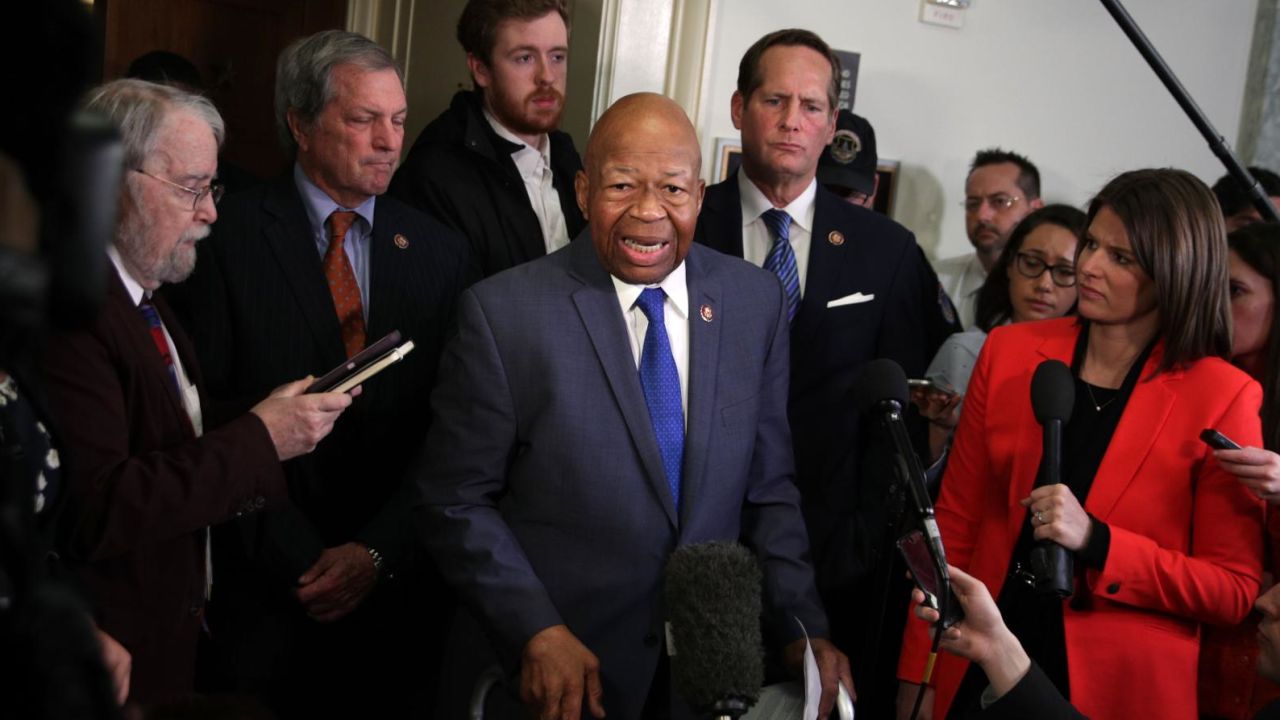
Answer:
[165,31,473,719]
[39,78,350,707]
[417,92,851,720]
[694,29,960,717]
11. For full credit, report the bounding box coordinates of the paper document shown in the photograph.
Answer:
[794,617,854,720]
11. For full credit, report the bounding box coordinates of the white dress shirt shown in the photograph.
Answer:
[485,109,570,254]
[611,261,690,425]
[737,170,818,296]
[107,245,203,435]
[934,252,987,329]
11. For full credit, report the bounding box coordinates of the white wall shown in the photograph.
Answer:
[697,0,1258,260]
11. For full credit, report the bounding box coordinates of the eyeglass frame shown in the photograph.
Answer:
[132,169,225,211]
[962,193,1024,213]
[1013,251,1076,288]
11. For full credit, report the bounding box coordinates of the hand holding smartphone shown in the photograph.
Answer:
[1200,428,1242,450]
[307,330,415,394]
[909,378,958,400]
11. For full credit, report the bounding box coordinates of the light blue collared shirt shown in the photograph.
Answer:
[294,163,374,319]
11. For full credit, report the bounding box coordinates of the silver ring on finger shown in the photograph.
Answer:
[1034,510,1045,525]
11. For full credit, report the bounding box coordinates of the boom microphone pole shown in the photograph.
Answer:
[1099,0,1280,223]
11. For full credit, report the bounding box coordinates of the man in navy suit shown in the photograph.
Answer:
[165,31,472,718]
[694,29,959,717]
[417,93,850,720]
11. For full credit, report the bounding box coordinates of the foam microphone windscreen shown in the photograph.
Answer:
[664,541,764,713]
[853,357,908,415]
[1031,359,1075,424]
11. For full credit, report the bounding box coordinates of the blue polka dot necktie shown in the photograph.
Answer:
[635,287,684,511]
[761,208,800,323]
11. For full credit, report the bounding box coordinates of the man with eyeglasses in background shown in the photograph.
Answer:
[38,78,353,707]
[935,148,1044,328]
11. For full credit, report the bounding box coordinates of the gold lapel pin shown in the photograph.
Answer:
[394,234,409,249]
[700,304,714,322]
[828,231,845,246]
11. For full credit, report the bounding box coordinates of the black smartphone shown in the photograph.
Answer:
[307,330,404,394]
[1200,428,1242,451]
[908,378,957,399]
[897,528,964,628]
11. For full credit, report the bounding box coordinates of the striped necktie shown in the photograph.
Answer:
[761,208,800,322]
[138,297,181,398]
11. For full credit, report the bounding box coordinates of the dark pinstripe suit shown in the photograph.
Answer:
[164,175,473,716]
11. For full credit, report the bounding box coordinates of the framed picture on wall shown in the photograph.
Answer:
[715,137,742,181]
[874,159,899,218]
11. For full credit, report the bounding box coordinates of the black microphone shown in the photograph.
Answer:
[855,359,961,627]
[1029,360,1075,598]
[853,359,932,525]
[665,541,763,720]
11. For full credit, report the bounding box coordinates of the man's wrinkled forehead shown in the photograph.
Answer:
[585,96,700,175]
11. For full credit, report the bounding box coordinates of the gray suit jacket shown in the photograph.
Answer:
[416,238,828,719]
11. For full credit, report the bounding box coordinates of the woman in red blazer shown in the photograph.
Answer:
[1200,222,1280,719]
[898,169,1267,720]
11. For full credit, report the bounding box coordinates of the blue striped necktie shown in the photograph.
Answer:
[635,287,683,511]
[761,208,800,322]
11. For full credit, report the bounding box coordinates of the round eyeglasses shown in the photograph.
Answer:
[1014,252,1076,287]
[133,169,225,211]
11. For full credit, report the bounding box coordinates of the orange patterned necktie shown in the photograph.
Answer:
[324,210,366,358]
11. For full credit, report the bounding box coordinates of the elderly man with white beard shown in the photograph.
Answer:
[38,78,351,707]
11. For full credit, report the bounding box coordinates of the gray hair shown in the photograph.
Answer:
[275,30,403,151]
[83,78,225,171]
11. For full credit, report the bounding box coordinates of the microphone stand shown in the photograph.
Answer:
[1099,0,1280,223]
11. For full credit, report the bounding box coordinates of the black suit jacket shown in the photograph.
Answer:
[696,178,957,715]
[697,177,957,586]
[389,90,586,278]
[972,661,1084,720]
[165,176,471,618]
[42,269,285,704]
[978,660,1280,719]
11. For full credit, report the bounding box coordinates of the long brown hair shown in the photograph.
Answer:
[1229,222,1280,450]
[1084,168,1232,373]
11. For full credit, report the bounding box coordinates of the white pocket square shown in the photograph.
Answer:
[826,292,875,308]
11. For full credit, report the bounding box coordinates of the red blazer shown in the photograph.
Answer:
[899,317,1266,720]
[1198,508,1280,719]
[41,269,287,705]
